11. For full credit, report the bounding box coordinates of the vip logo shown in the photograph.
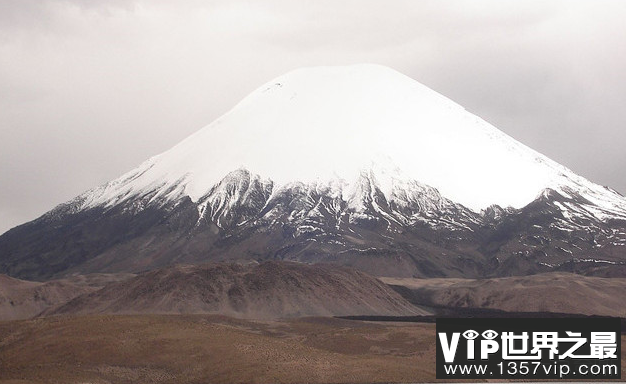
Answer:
[438,329,500,363]
[436,318,621,380]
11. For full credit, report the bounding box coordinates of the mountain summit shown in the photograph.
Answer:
[78,64,625,213]
[2,64,626,280]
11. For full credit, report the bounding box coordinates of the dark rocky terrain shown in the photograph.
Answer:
[1,170,625,281]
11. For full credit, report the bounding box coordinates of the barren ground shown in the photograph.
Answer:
[0,314,624,384]
[0,314,441,384]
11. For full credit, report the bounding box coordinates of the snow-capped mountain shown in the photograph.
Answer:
[1,64,625,280]
[72,64,626,214]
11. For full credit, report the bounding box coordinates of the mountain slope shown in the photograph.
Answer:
[46,262,428,318]
[383,272,626,317]
[1,64,625,280]
[0,274,96,320]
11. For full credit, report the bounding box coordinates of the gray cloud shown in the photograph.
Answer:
[1,0,625,233]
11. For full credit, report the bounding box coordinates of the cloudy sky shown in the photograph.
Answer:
[1,0,625,234]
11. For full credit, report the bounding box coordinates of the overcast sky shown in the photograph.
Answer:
[1,0,625,234]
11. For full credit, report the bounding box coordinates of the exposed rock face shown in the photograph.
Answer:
[2,171,625,281]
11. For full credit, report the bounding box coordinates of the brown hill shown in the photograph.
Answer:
[47,262,428,318]
[382,272,626,317]
[0,274,96,321]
